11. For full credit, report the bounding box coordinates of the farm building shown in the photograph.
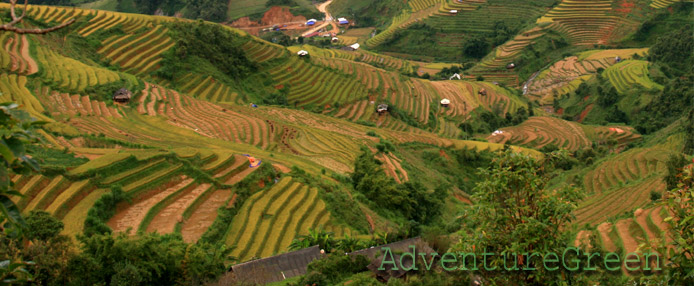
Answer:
[350,43,360,50]
[113,88,132,103]
[440,98,450,107]
[506,63,516,69]
[297,50,309,56]
[225,245,321,285]
[449,73,461,80]
[331,37,339,43]
[478,88,487,96]
[377,104,388,113]
[450,10,458,14]
[306,19,317,26]
[338,17,349,25]
[615,56,621,63]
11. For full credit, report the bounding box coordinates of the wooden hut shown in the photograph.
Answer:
[113,88,132,103]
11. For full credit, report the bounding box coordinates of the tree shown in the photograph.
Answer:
[0,0,75,33]
[25,210,63,242]
[456,150,583,285]
[463,36,491,59]
[663,163,694,285]
[0,103,43,236]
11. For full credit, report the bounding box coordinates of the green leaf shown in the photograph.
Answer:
[0,140,14,163]
[0,195,25,228]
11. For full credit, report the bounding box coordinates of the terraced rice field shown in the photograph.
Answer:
[650,0,686,8]
[0,74,50,121]
[154,86,276,148]
[25,4,95,26]
[108,175,192,234]
[574,177,665,226]
[267,56,369,107]
[584,125,641,145]
[486,116,592,150]
[179,161,254,243]
[36,85,123,119]
[581,147,671,195]
[0,34,38,75]
[242,39,288,63]
[576,207,672,272]
[366,4,441,48]
[175,75,239,103]
[525,56,613,103]
[476,27,546,71]
[604,60,663,93]
[97,25,174,75]
[538,0,630,45]
[35,46,137,92]
[225,177,346,262]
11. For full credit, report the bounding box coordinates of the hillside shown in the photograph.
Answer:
[0,0,692,285]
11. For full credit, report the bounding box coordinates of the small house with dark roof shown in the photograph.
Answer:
[113,88,132,103]
[221,245,321,285]
[478,88,487,96]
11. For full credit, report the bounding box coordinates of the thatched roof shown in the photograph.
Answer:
[113,88,132,101]
[227,245,321,285]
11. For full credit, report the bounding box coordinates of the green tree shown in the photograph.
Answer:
[663,163,694,285]
[456,150,583,285]
[24,210,64,242]
[0,103,43,235]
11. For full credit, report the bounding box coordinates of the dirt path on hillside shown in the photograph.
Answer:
[108,177,193,234]
[146,183,211,234]
[301,0,334,37]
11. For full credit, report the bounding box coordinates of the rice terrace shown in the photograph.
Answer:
[0,0,692,285]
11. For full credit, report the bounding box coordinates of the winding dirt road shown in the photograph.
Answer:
[301,0,339,37]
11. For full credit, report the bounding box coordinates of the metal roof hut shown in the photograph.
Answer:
[113,88,132,103]
[331,36,339,43]
[338,17,349,25]
[226,245,321,285]
[297,50,309,57]
[377,104,388,114]
[440,98,450,107]
[450,9,458,14]
[506,63,516,69]
[306,19,317,26]
[478,88,487,96]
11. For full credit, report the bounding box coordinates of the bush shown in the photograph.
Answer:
[650,191,662,202]
[293,254,370,286]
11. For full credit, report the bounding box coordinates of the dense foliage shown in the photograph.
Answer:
[351,147,446,227]
[456,150,584,285]
[158,21,257,85]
